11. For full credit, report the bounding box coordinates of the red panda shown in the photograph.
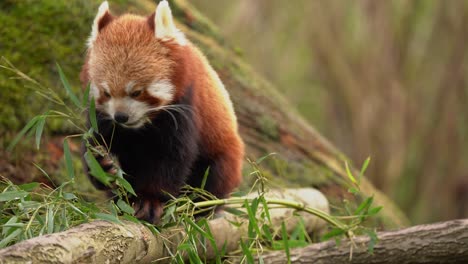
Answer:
[80,0,244,223]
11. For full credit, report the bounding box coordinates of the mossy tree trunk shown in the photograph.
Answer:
[170,0,408,228]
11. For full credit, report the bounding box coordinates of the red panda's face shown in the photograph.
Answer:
[86,1,187,129]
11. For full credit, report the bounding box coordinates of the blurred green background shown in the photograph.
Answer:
[191,0,468,224]
[0,0,467,225]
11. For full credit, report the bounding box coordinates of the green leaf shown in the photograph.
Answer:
[244,199,261,239]
[281,222,291,264]
[322,228,346,241]
[223,207,247,217]
[260,197,272,225]
[56,62,80,108]
[121,214,140,223]
[184,216,208,237]
[366,229,379,254]
[359,157,371,183]
[7,116,40,151]
[82,83,91,107]
[62,192,78,200]
[287,239,308,248]
[199,219,221,262]
[89,98,99,133]
[47,206,54,234]
[63,139,74,180]
[0,191,29,202]
[18,182,39,192]
[239,240,254,264]
[200,167,210,190]
[84,150,111,186]
[368,206,383,216]
[94,213,121,224]
[35,116,46,150]
[117,199,135,215]
[256,152,276,164]
[115,177,136,196]
[354,196,374,215]
[0,228,22,248]
[2,216,18,236]
[262,225,273,241]
[345,161,357,184]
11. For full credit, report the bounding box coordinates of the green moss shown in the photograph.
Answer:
[0,0,97,132]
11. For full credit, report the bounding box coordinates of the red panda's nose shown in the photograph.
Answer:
[114,112,129,124]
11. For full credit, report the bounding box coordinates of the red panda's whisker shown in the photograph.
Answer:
[158,108,179,130]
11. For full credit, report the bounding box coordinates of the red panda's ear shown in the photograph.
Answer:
[153,0,186,46]
[147,12,156,32]
[87,1,114,48]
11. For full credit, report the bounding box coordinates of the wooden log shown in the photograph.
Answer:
[258,218,468,264]
[0,188,329,264]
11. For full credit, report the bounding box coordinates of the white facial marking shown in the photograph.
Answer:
[88,1,110,48]
[154,0,187,46]
[101,82,110,94]
[104,97,150,129]
[147,80,175,102]
[125,81,136,94]
[90,83,100,100]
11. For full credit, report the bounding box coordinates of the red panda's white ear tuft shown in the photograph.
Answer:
[87,1,113,48]
[154,0,186,46]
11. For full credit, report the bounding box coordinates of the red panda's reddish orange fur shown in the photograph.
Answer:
[80,2,244,223]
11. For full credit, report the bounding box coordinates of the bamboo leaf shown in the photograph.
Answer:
[354,196,374,215]
[63,139,74,180]
[56,63,80,108]
[0,228,22,248]
[84,150,111,186]
[7,116,40,151]
[82,83,91,107]
[2,216,18,236]
[359,157,371,183]
[46,206,54,234]
[200,167,210,190]
[239,240,254,264]
[117,199,135,215]
[115,177,136,196]
[0,191,29,202]
[368,206,383,216]
[35,116,46,149]
[89,98,99,133]
[94,213,121,224]
[18,182,39,192]
[281,222,291,263]
[345,161,357,184]
[322,228,346,241]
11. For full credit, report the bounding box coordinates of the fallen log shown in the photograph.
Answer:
[0,188,329,263]
[258,218,468,264]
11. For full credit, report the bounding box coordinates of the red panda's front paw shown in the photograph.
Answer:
[133,199,164,224]
[95,154,118,175]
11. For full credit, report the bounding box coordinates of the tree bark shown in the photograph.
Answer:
[259,218,468,264]
[0,188,329,264]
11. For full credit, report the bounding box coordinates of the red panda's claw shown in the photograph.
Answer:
[133,199,164,224]
[95,154,117,175]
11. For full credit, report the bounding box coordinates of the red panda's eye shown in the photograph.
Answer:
[130,90,142,98]
[103,91,111,98]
